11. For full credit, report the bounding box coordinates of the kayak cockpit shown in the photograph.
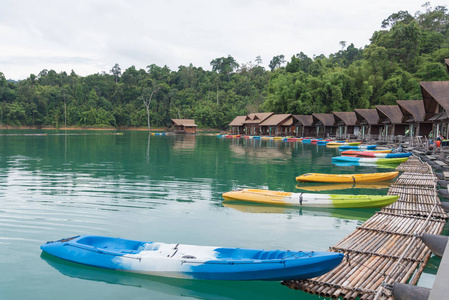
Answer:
[74,236,155,255]
[213,247,310,260]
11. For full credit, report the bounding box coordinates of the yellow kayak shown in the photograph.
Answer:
[326,142,362,146]
[222,189,398,208]
[295,171,399,183]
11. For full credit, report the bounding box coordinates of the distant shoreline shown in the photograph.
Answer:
[0,125,223,133]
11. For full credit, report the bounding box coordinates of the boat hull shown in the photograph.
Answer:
[338,145,377,150]
[326,141,348,146]
[222,189,398,208]
[332,156,408,164]
[40,235,343,281]
[341,151,411,158]
[296,171,399,183]
[341,149,393,155]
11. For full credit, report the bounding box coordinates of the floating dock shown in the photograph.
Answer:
[283,156,448,299]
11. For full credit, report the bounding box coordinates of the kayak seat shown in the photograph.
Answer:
[259,251,274,260]
[276,251,286,259]
[253,251,263,259]
[255,250,285,260]
[138,242,160,252]
[269,251,285,259]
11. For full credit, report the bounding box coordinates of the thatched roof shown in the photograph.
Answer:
[354,109,379,125]
[293,115,313,126]
[242,112,274,124]
[259,114,292,126]
[312,113,335,126]
[420,81,449,119]
[375,105,403,124]
[396,100,425,122]
[228,116,246,126]
[171,119,198,127]
[333,112,357,126]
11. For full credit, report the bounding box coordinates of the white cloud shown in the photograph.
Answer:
[0,0,433,79]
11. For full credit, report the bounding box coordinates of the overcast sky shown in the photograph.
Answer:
[0,0,437,80]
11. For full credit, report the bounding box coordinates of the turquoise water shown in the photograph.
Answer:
[0,131,434,299]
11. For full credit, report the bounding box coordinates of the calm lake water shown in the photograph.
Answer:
[0,131,440,299]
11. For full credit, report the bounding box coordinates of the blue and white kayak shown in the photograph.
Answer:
[40,235,343,281]
[302,139,312,143]
[332,156,408,164]
[339,145,377,150]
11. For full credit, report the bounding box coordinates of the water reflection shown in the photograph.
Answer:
[40,252,303,300]
[172,135,196,152]
[222,202,375,221]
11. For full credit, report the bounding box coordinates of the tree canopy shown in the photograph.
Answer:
[1,4,449,129]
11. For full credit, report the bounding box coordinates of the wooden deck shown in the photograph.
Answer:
[283,156,448,299]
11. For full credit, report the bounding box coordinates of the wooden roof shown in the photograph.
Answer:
[333,112,357,126]
[396,100,426,122]
[375,105,403,124]
[420,81,449,119]
[312,113,335,126]
[354,109,379,125]
[281,116,295,126]
[228,115,246,126]
[259,114,292,126]
[429,111,448,121]
[293,115,313,126]
[242,112,274,124]
[171,119,198,127]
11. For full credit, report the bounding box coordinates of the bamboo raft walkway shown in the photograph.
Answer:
[283,156,448,299]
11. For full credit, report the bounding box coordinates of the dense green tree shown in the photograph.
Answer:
[110,63,121,84]
[210,55,239,78]
[269,55,285,71]
[0,5,448,129]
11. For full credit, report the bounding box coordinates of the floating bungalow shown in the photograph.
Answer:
[312,113,336,138]
[293,115,314,137]
[396,100,432,138]
[259,114,294,136]
[375,105,407,140]
[420,81,449,139]
[228,116,247,135]
[354,109,381,140]
[333,112,358,139]
[171,119,198,134]
[223,59,449,143]
[242,113,273,136]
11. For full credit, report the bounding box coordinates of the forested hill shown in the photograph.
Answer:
[1,4,449,130]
